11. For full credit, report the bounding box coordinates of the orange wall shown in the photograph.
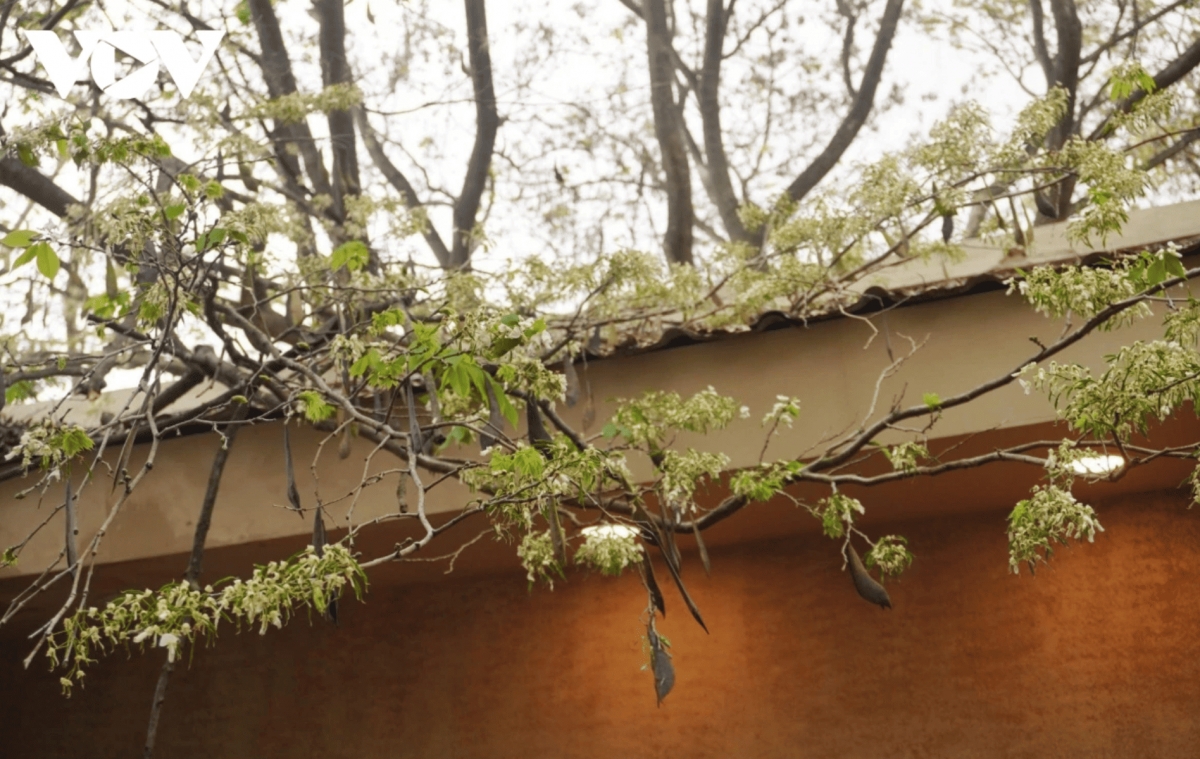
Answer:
[3,488,1200,758]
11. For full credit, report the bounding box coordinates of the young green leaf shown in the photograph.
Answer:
[1,229,35,248]
[35,243,60,280]
[330,241,370,272]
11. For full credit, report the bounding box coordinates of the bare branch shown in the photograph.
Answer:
[450,0,500,269]
[783,0,904,204]
[644,0,695,265]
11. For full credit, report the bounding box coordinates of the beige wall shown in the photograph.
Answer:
[1,278,1195,576]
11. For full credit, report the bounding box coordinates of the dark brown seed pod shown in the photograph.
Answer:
[640,546,666,617]
[312,510,338,624]
[283,424,303,516]
[480,381,505,454]
[526,400,552,449]
[845,542,892,610]
[648,626,675,706]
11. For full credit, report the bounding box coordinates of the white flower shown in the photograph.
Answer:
[157,633,180,662]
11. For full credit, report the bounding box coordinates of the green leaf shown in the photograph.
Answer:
[330,241,370,272]
[444,425,470,447]
[1146,257,1167,286]
[500,314,521,327]
[490,336,522,358]
[298,390,334,422]
[5,380,35,404]
[444,359,470,397]
[235,0,251,24]
[1164,252,1187,279]
[17,143,37,167]
[1,229,35,248]
[35,243,60,279]
[488,376,519,428]
[164,203,186,220]
[601,422,619,439]
[524,318,547,338]
[922,392,941,410]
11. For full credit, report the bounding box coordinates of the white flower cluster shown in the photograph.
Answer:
[866,536,913,578]
[1009,262,1152,326]
[49,545,363,694]
[574,528,643,577]
[658,448,730,505]
[516,530,559,587]
[1007,485,1104,574]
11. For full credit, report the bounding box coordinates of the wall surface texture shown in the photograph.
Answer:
[3,487,1199,759]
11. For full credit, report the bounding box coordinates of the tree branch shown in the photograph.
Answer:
[314,0,362,226]
[142,403,247,759]
[450,0,499,269]
[1028,0,1054,88]
[783,0,904,204]
[354,107,453,268]
[247,0,333,199]
[0,155,79,217]
[644,0,695,265]
[698,0,750,244]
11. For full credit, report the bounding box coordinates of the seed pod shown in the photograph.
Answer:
[64,479,77,573]
[480,381,505,454]
[527,400,552,450]
[640,546,666,617]
[648,625,675,706]
[406,380,424,456]
[563,357,580,408]
[396,473,408,514]
[283,424,303,516]
[311,510,337,624]
[845,542,892,610]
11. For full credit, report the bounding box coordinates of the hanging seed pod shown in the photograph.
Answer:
[312,509,337,624]
[692,522,711,576]
[845,542,892,610]
[563,357,580,407]
[335,407,351,460]
[105,258,120,300]
[111,419,140,493]
[546,503,567,568]
[396,473,408,514]
[480,381,505,454]
[527,400,552,451]
[64,479,77,573]
[640,546,666,617]
[647,624,675,706]
[283,424,303,516]
[406,380,424,455]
